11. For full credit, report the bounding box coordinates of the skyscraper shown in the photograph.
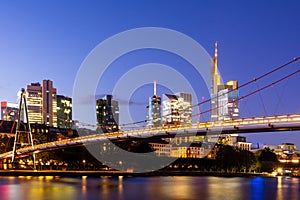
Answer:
[210,42,239,121]
[26,82,43,124]
[42,80,57,127]
[211,41,221,122]
[26,80,57,126]
[176,92,192,124]
[217,81,239,121]
[162,94,181,125]
[57,95,72,129]
[147,80,162,126]
[162,92,192,125]
[96,95,119,133]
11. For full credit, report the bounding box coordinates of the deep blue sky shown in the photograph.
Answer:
[0,1,299,147]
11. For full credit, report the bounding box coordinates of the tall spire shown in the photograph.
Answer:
[154,80,157,96]
[214,41,218,75]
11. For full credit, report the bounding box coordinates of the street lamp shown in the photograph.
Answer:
[82,160,86,169]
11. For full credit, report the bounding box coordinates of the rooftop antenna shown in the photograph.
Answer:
[154,80,157,96]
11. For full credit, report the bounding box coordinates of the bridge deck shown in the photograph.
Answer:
[0,114,299,159]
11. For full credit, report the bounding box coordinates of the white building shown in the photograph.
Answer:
[176,92,192,124]
[162,92,192,125]
[0,101,19,121]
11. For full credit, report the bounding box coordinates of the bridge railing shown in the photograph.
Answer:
[121,114,300,135]
[1,114,299,159]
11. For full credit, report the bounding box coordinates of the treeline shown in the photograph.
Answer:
[165,145,280,173]
[105,141,281,173]
[0,133,282,172]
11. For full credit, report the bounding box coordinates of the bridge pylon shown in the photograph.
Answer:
[11,88,36,170]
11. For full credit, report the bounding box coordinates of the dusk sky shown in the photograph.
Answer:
[0,1,299,146]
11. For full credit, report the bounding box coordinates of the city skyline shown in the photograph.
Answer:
[0,1,299,147]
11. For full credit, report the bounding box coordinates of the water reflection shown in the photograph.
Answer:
[207,177,247,200]
[0,176,299,199]
[290,178,299,200]
[81,176,87,197]
[159,177,195,199]
[251,177,264,200]
[118,176,123,199]
[0,176,76,200]
[277,176,283,200]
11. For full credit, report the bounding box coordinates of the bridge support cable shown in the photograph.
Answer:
[193,68,300,118]
[274,80,289,115]
[191,57,300,110]
[239,84,255,117]
[80,57,300,129]
[12,88,36,170]
[255,82,268,117]
[119,57,299,127]
[235,69,300,103]
[239,99,253,118]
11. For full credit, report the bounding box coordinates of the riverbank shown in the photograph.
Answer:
[0,170,285,178]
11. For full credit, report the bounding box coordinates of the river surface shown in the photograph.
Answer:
[0,176,299,200]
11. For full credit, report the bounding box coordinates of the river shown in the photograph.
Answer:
[0,176,299,200]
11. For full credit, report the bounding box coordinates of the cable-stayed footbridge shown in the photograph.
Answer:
[0,57,299,160]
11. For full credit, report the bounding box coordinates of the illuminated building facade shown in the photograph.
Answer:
[150,142,206,158]
[42,80,57,127]
[176,92,192,124]
[0,101,19,121]
[210,42,239,121]
[57,95,72,129]
[26,80,57,126]
[147,81,162,126]
[279,143,297,152]
[162,94,181,125]
[96,95,119,133]
[217,81,239,121]
[210,42,221,122]
[162,92,192,125]
[26,82,43,124]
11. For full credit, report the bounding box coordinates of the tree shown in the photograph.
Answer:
[255,148,279,172]
[216,145,239,172]
[238,149,256,172]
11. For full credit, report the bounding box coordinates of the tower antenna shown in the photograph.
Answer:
[154,80,157,96]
